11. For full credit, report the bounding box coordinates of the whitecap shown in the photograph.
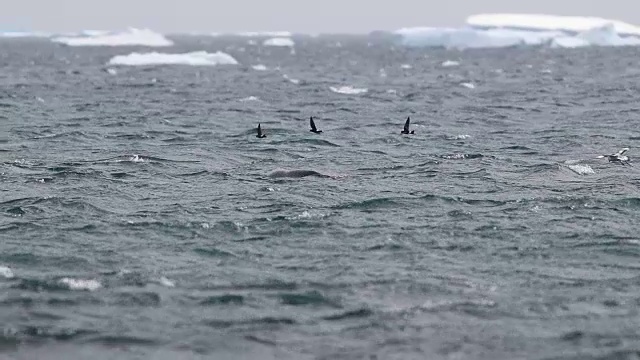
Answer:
[283,74,300,84]
[449,134,471,140]
[252,64,268,71]
[564,162,595,175]
[400,64,412,69]
[0,266,14,279]
[60,278,101,291]
[330,86,368,95]
[239,96,259,102]
[442,60,460,67]
[286,211,328,220]
[461,82,475,89]
[158,277,175,287]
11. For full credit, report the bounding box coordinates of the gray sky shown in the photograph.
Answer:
[3,0,639,33]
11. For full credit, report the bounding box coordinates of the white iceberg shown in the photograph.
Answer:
[239,31,292,37]
[0,31,51,38]
[263,37,295,47]
[108,51,239,66]
[468,13,640,37]
[52,28,173,47]
[396,14,640,49]
[396,26,562,49]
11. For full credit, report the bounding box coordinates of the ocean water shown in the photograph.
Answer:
[2,35,640,359]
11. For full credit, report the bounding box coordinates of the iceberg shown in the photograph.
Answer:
[108,51,239,66]
[52,28,173,47]
[263,37,295,47]
[0,31,51,38]
[396,13,640,49]
[468,14,640,37]
[396,26,564,49]
[239,31,292,37]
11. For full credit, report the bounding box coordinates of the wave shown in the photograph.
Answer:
[263,37,295,47]
[396,14,640,49]
[51,28,173,47]
[108,51,239,66]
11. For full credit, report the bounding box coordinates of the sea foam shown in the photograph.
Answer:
[108,51,239,66]
[52,28,173,47]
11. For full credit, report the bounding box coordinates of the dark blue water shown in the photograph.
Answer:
[2,35,640,359]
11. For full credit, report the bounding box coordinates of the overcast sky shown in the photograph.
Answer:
[2,0,639,33]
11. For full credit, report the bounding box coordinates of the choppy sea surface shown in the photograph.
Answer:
[2,35,640,360]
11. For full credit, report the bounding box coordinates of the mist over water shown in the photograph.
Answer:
[2,32,640,359]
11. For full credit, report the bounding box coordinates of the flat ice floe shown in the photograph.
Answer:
[263,37,295,47]
[330,86,368,95]
[52,28,173,47]
[108,51,239,66]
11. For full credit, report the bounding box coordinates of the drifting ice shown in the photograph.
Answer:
[108,51,239,66]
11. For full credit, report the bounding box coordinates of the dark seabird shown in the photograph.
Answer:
[597,147,630,165]
[256,123,266,138]
[310,117,322,134]
[401,116,414,134]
